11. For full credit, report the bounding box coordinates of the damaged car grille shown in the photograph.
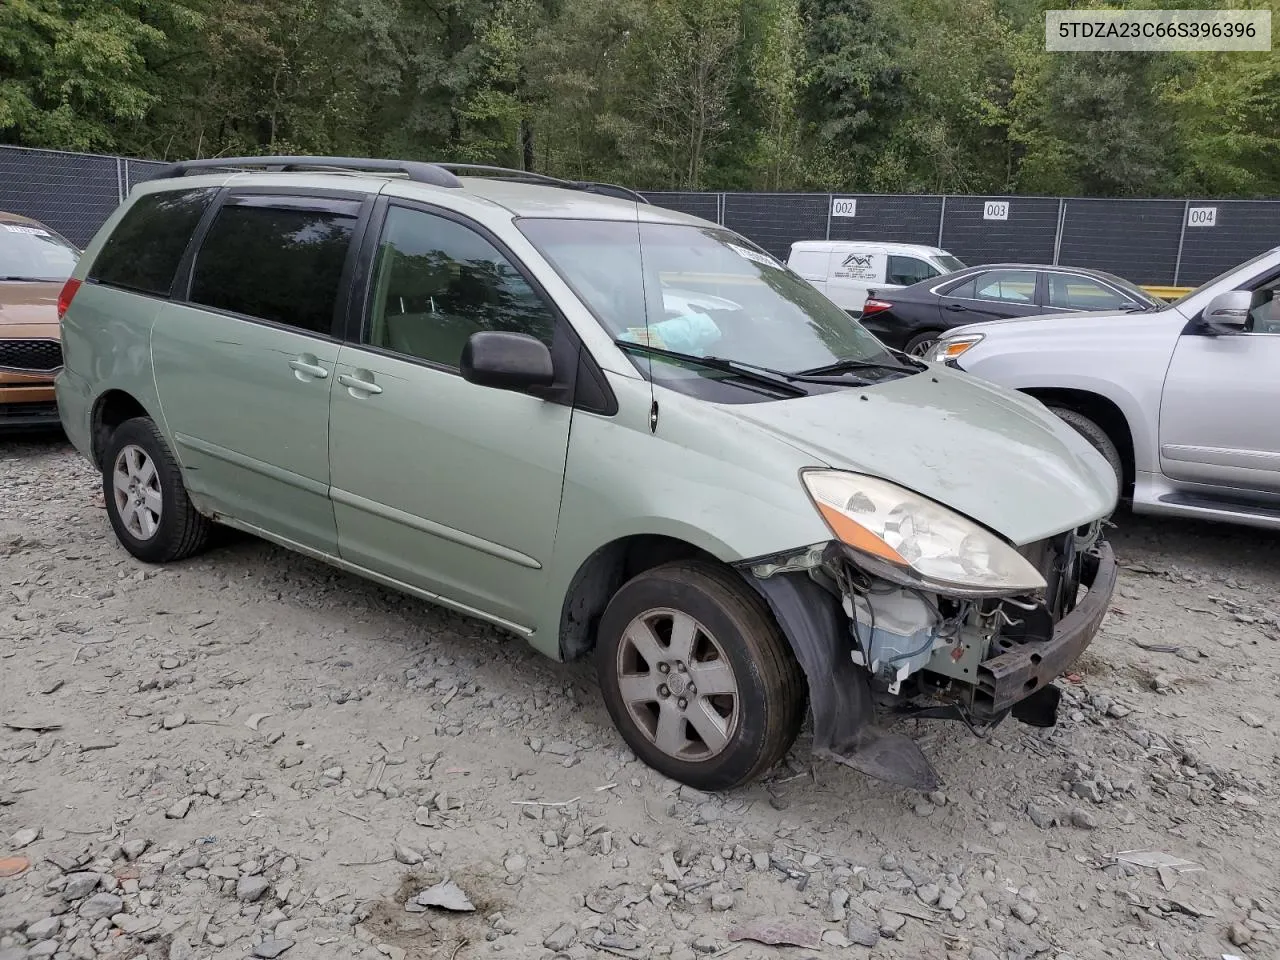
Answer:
[971,526,1115,718]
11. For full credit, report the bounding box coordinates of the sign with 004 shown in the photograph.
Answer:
[1187,206,1217,227]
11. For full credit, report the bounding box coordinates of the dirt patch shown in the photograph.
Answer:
[1,440,1277,960]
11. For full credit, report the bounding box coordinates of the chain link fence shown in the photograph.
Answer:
[4,145,1279,286]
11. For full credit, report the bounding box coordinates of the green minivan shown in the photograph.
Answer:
[55,157,1118,791]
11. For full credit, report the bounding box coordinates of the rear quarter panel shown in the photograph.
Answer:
[953,312,1185,476]
[57,283,168,461]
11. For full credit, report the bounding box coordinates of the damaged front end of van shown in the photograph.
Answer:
[739,470,1118,791]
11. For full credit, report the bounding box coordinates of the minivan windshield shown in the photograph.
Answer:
[936,254,966,273]
[518,218,905,389]
[0,222,79,282]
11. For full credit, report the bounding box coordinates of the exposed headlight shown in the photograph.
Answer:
[926,333,983,363]
[801,470,1046,596]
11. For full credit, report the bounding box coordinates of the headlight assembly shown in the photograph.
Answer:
[926,333,983,363]
[801,470,1046,597]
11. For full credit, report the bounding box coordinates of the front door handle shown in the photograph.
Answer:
[944,303,968,312]
[289,358,329,380]
[337,372,383,396]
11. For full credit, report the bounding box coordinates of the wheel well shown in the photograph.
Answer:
[558,535,721,661]
[91,390,149,467]
[1022,388,1135,494]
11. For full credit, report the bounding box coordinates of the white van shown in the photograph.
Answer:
[788,241,966,314]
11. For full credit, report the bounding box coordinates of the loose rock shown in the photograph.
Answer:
[79,892,123,920]
[543,923,577,951]
[252,940,295,959]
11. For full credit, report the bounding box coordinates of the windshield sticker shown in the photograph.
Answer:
[1,224,50,236]
[726,243,782,270]
[619,327,669,350]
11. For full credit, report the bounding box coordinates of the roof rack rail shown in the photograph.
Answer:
[433,164,650,204]
[155,156,463,188]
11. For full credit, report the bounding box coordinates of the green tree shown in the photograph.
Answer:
[0,0,202,151]
[796,0,906,189]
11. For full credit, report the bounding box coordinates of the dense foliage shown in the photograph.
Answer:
[2,0,1277,195]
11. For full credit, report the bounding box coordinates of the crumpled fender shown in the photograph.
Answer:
[744,569,940,792]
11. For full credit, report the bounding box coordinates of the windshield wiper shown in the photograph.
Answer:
[0,276,53,282]
[792,355,920,377]
[615,339,809,396]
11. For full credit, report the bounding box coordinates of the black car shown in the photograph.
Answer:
[857,263,1164,356]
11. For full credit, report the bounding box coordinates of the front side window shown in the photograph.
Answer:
[887,255,937,287]
[189,201,357,334]
[366,206,556,368]
[1047,274,1131,311]
[972,270,1037,304]
[517,219,900,390]
[89,188,215,296]
[0,221,79,282]
[1247,277,1280,334]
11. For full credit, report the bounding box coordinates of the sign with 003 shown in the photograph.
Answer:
[982,201,1010,221]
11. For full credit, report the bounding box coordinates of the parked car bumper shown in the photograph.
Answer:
[0,383,60,430]
[54,368,94,459]
[857,314,910,349]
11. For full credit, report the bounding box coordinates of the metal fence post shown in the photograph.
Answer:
[936,196,947,247]
[1173,200,1190,285]
[1052,199,1066,265]
[825,195,832,240]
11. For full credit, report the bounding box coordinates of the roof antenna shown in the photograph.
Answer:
[634,198,657,433]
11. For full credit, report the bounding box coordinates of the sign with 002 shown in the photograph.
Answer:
[831,198,857,218]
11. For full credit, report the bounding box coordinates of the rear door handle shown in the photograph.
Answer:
[944,303,968,312]
[289,358,329,380]
[337,373,383,396]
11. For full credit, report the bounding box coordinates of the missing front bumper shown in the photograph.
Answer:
[972,541,1117,719]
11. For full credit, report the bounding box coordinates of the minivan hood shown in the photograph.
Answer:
[0,281,61,327]
[724,367,1116,546]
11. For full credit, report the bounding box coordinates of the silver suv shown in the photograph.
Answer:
[930,248,1280,531]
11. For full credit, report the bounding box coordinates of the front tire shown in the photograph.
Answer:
[102,417,211,563]
[595,560,805,790]
[1047,406,1124,494]
[905,330,943,357]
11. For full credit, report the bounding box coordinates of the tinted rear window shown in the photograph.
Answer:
[88,189,215,296]
[189,202,358,335]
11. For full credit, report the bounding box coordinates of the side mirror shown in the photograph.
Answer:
[1199,290,1251,334]
[460,331,555,392]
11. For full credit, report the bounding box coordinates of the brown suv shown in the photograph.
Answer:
[1,211,79,429]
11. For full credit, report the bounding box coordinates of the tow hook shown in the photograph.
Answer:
[1010,682,1062,728]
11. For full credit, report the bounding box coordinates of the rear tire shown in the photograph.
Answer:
[1047,405,1124,494]
[595,560,805,790]
[905,330,943,357]
[102,417,212,563]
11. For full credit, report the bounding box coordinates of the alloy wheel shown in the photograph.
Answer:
[112,444,163,541]
[614,608,740,762]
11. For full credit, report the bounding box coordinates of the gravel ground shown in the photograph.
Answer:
[2,436,1278,960]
